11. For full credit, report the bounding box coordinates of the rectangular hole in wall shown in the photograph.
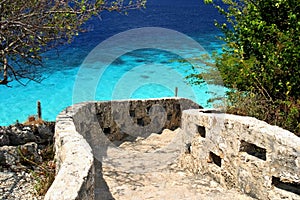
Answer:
[209,152,222,167]
[239,140,266,161]
[137,118,144,126]
[129,110,135,117]
[272,176,300,195]
[103,127,111,134]
[146,106,151,114]
[197,125,206,138]
[185,143,191,154]
[199,109,222,113]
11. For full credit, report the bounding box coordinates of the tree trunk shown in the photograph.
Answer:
[0,52,8,85]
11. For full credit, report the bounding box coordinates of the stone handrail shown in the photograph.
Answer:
[45,98,200,200]
[45,98,299,199]
[181,109,300,199]
[44,102,95,200]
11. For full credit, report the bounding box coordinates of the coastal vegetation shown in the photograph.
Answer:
[202,0,300,135]
[0,0,145,86]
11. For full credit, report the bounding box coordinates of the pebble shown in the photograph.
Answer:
[0,171,44,200]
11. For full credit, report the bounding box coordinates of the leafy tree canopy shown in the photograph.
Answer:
[202,0,299,134]
[0,0,146,86]
[205,0,299,100]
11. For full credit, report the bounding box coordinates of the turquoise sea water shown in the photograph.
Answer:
[0,0,226,126]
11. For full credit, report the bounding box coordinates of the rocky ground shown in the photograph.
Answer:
[0,122,55,200]
[100,129,255,200]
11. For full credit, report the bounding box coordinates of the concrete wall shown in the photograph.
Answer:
[180,109,300,199]
[45,98,200,200]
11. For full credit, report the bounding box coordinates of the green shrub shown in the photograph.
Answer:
[202,0,300,135]
[225,90,300,136]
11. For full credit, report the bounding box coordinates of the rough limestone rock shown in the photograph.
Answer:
[0,132,9,146]
[93,98,201,141]
[0,121,55,200]
[0,122,54,147]
[0,142,42,171]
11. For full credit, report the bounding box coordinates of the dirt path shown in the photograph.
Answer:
[101,129,254,200]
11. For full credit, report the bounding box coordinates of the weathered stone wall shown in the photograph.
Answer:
[44,103,95,200]
[180,109,300,199]
[45,98,200,200]
[45,99,300,200]
[94,98,201,140]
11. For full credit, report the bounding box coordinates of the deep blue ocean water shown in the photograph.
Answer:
[0,0,226,126]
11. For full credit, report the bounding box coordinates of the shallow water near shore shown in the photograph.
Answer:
[0,0,226,126]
